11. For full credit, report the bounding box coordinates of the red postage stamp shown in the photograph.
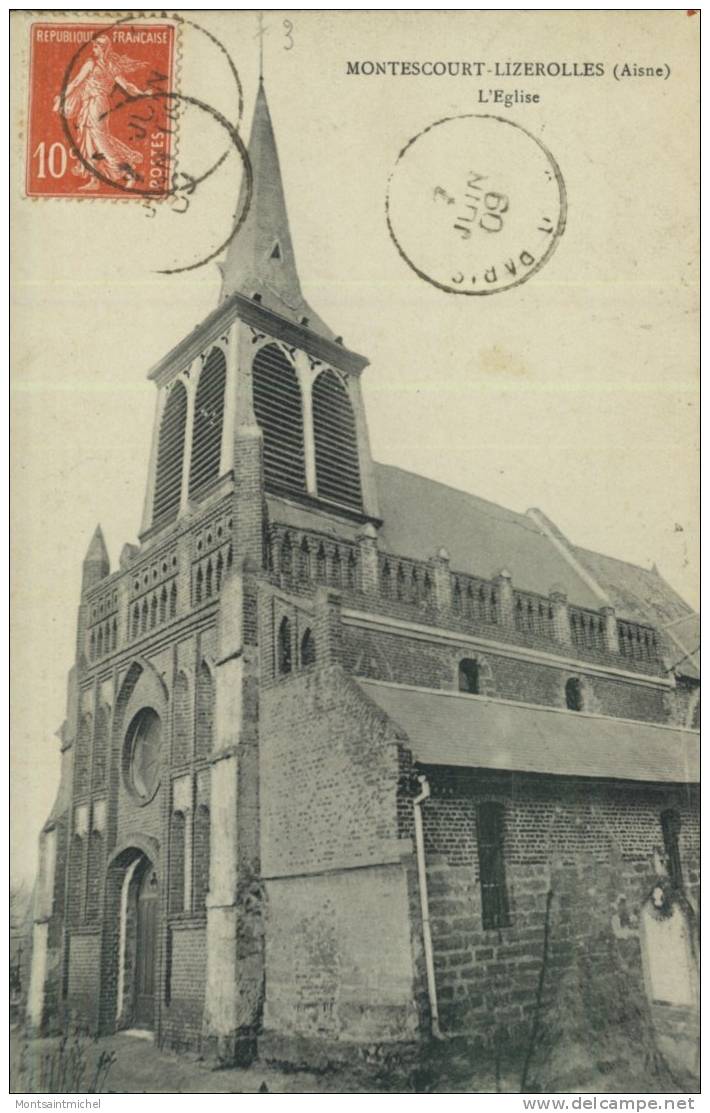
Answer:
[26,21,177,199]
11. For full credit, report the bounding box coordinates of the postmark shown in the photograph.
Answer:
[24,14,253,279]
[386,114,566,295]
[26,20,177,198]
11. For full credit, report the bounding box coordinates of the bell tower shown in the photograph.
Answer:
[139,79,379,552]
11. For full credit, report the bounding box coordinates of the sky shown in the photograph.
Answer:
[11,11,698,883]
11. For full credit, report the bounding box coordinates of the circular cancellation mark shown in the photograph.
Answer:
[386,114,566,296]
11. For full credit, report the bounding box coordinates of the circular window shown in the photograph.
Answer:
[124,708,162,803]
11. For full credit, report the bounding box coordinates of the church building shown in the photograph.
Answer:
[27,81,699,1075]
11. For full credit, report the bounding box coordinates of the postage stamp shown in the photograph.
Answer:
[386,114,566,296]
[26,21,177,199]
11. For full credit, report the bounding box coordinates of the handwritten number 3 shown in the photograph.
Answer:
[283,20,294,50]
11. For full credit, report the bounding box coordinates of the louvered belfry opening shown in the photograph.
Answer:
[189,347,227,498]
[153,381,188,524]
[312,370,362,509]
[252,343,306,495]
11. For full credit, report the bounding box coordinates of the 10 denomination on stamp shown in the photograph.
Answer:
[26,21,176,199]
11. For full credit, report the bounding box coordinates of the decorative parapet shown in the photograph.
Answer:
[79,507,666,680]
[265,521,665,675]
[431,547,452,611]
[378,551,433,608]
[128,544,180,642]
[268,523,359,592]
[85,583,120,662]
[451,572,499,627]
[358,524,379,595]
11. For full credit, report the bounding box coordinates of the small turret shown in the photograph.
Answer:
[82,525,109,593]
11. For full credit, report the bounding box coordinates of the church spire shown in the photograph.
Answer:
[219,82,334,339]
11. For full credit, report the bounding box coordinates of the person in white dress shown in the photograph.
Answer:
[53,35,150,190]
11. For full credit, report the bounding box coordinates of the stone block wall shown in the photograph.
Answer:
[263,866,420,1048]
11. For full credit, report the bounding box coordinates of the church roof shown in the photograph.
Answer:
[661,612,700,680]
[572,545,693,626]
[374,463,602,609]
[219,82,335,340]
[571,545,699,678]
[359,680,699,784]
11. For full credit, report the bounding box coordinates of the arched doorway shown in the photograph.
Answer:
[113,852,160,1032]
[133,861,159,1028]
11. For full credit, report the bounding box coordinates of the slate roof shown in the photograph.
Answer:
[219,82,334,339]
[662,612,700,680]
[359,680,699,784]
[573,546,692,626]
[572,545,699,679]
[375,464,602,609]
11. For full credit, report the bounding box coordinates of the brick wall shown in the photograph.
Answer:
[162,922,207,1051]
[66,930,102,1031]
[344,627,670,724]
[411,771,699,1045]
[259,664,424,1050]
[260,665,406,876]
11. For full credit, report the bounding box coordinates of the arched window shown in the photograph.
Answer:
[169,811,186,913]
[86,831,104,921]
[68,834,85,925]
[75,713,92,796]
[189,348,227,498]
[278,616,292,675]
[565,678,583,711]
[196,663,214,761]
[193,804,210,911]
[159,587,167,624]
[301,628,316,667]
[153,380,188,524]
[252,344,306,495]
[458,659,480,694]
[661,809,683,890]
[280,533,293,578]
[173,672,191,766]
[316,544,327,582]
[92,706,109,790]
[312,370,362,509]
[298,538,311,580]
[347,552,358,589]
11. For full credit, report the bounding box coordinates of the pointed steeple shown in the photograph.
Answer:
[220,82,334,339]
[82,525,110,592]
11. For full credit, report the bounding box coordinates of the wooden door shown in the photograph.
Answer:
[134,865,158,1028]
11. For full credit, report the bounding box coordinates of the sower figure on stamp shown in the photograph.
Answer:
[53,35,150,191]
